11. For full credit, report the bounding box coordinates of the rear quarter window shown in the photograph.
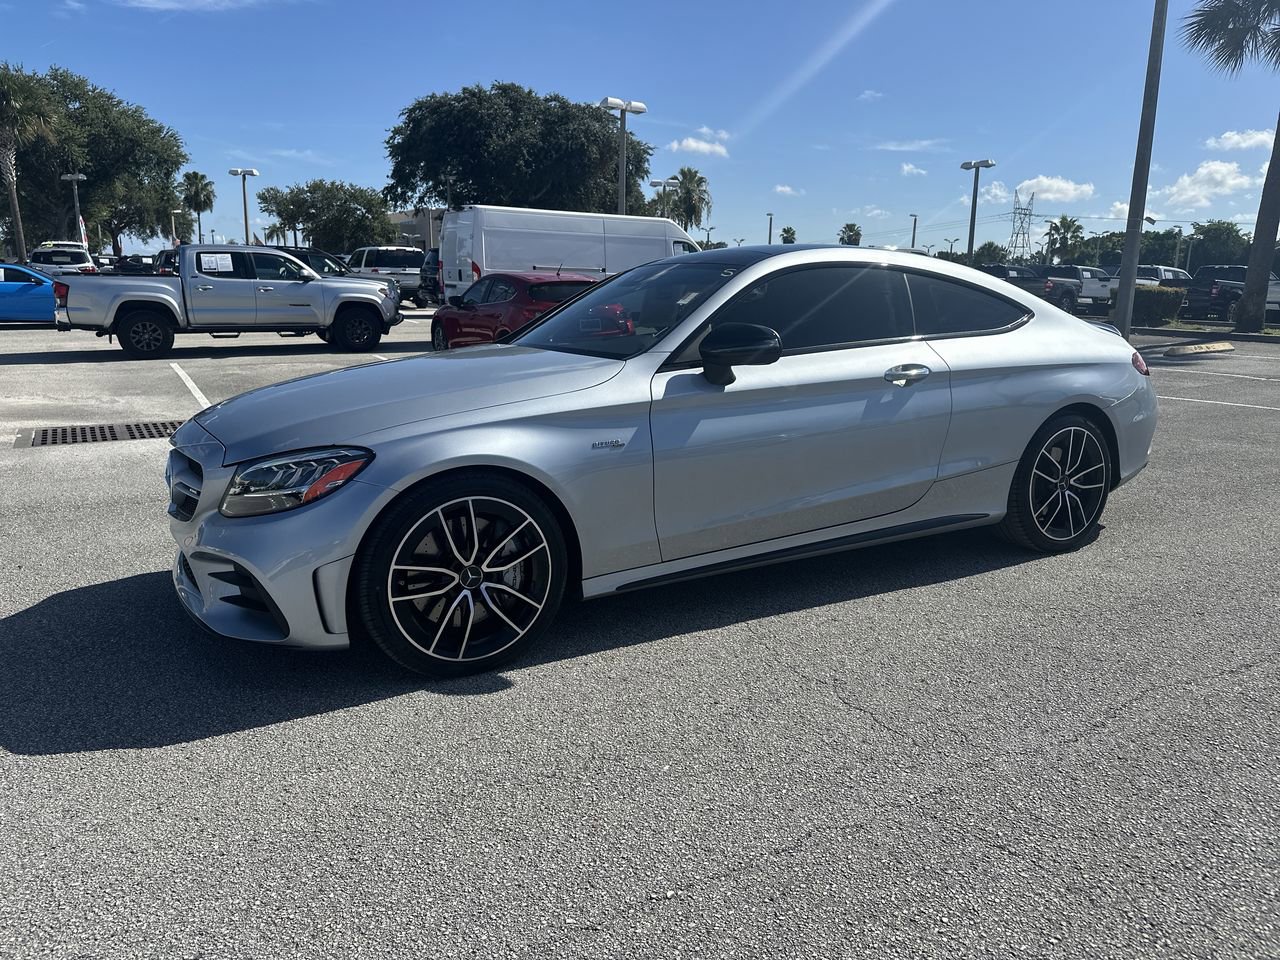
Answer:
[372,249,425,269]
[907,273,1030,336]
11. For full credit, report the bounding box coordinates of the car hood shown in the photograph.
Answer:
[195,345,623,464]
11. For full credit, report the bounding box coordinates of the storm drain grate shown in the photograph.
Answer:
[16,420,186,448]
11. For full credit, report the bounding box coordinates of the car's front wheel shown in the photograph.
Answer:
[1000,414,1111,552]
[432,321,449,352]
[332,308,382,352]
[350,473,568,677]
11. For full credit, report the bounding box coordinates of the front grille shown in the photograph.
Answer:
[17,420,186,448]
[167,450,204,521]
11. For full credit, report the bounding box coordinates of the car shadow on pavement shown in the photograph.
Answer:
[0,529,1036,756]
[0,340,431,366]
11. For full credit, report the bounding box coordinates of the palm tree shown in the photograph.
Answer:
[264,222,287,245]
[780,226,796,244]
[1046,215,1084,263]
[181,170,216,244]
[0,64,55,262]
[837,222,863,246]
[669,166,711,231]
[1183,0,1280,332]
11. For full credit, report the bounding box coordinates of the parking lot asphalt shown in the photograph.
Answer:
[1,321,1277,958]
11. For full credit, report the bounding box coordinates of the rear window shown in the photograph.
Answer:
[31,250,90,265]
[1042,266,1077,279]
[371,249,424,269]
[1135,267,1158,279]
[528,281,594,304]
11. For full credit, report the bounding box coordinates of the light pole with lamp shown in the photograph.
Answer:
[960,159,995,264]
[60,173,87,246]
[734,237,746,246]
[1140,215,1157,262]
[702,225,715,247]
[1184,235,1199,272]
[1043,219,1056,265]
[170,208,184,245]
[227,168,259,245]
[649,177,679,218]
[922,243,935,255]
[1089,229,1103,264]
[945,237,959,254]
[767,212,774,244]
[909,213,918,248]
[600,97,646,215]
[401,232,423,251]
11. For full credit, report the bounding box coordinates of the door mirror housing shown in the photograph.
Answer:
[447,295,464,308]
[699,322,782,386]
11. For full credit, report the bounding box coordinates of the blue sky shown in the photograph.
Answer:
[8,0,1277,253]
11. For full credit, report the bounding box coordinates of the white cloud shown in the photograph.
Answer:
[1107,201,1163,221]
[696,126,730,141]
[774,184,805,196]
[875,138,947,152]
[64,0,86,10]
[857,89,883,102]
[1016,175,1095,202]
[267,148,333,164]
[858,205,892,219]
[1205,129,1274,151]
[1157,160,1254,209]
[668,137,729,158]
[980,180,1011,204]
[900,162,927,177]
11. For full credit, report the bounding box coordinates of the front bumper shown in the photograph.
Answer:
[167,420,394,649]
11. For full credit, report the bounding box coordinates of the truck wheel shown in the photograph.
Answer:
[1056,291,1077,313]
[117,310,175,359]
[332,309,382,352]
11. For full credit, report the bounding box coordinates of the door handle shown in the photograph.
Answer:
[257,286,274,292]
[195,284,214,291]
[884,364,931,386]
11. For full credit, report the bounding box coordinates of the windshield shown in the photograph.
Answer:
[302,252,347,275]
[513,260,740,359]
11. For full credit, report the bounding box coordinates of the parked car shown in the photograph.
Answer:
[979,263,1081,312]
[439,205,700,300]
[1102,264,1192,299]
[54,244,401,358]
[155,249,179,275]
[1042,265,1112,312]
[430,271,598,351]
[1177,264,1280,322]
[0,263,56,323]
[114,255,156,276]
[93,255,118,274]
[165,246,1157,677]
[269,244,400,302]
[414,247,442,307]
[27,246,98,275]
[347,246,425,299]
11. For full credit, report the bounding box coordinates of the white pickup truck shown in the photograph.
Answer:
[54,244,402,358]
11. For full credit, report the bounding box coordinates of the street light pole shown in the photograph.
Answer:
[1185,235,1199,272]
[1043,219,1056,265]
[909,213,918,248]
[960,159,995,265]
[600,97,647,215]
[227,167,259,245]
[703,225,715,246]
[1090,229,1103,264]
[1114,0,1168,339]
[767,212,774,244]
[649,177,678,218]
[734,237,745,246]
[945,237,959,254]
[170,208,184,245]
[60,173,87,246]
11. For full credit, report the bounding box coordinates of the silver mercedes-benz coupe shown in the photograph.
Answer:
[167,246,1157,676]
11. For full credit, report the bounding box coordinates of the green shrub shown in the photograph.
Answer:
[1122,286,1185,326]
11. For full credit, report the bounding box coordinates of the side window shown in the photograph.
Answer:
[462,278,492,305]
[252,252,303,281]
[349,250,365,269]
[195,251,244,279]
[907,273,1029,336]
[487,278,516,302]
[673,240,698,255]
[708,265,913,352]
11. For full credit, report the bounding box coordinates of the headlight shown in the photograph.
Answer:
[220,447,373,517]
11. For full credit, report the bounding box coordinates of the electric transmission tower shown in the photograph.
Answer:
[1006,190,1035,262]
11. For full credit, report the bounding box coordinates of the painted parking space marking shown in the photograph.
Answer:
[1157,395,1280,412]
[1154,368,1280,382]
[169,362,211,409]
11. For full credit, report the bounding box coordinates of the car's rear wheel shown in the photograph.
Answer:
[332,308,381,352]
[1000,414,1111,552]
[1056,290,1077,313]
[351,473,568,677]
[432,321,448,352]
[117,310,175,359]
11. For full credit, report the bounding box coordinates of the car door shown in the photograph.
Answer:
[452,277,493,345]
[0,267,50,321]
[187,250,257,326]
[1080,268,1109,301]
[481,276,517,339]
[250,251,324,327]
[649,263,952,561]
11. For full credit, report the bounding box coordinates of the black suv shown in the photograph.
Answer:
[416,247,441,307]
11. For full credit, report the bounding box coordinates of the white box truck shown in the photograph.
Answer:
[438,205,700,299]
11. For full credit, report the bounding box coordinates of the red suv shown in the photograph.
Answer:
[431,271,597,351]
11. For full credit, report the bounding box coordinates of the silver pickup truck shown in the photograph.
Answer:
[54,244,401,358]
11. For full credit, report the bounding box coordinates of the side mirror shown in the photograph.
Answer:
[699,322,782,386]
[447,295,463,308]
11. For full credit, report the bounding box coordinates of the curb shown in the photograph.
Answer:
[1132,326,1279,344]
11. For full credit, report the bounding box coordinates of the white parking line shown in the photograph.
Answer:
[1155,368,1280,382]
[1157,395,1280,412]
[1231,354,1280,361]
[372,354,389,362]
[169,362,211,409]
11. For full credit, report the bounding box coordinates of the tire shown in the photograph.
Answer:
[316,329,330,342]
[332,308,382,352]
[413,291,430,308]
[1056,291,1077,313]
[117,310,175,359]
[999,413,1112,553]
[350,472,568,677]
[432,321,449,352]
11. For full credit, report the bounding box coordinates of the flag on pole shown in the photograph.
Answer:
[78,215,88,248]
